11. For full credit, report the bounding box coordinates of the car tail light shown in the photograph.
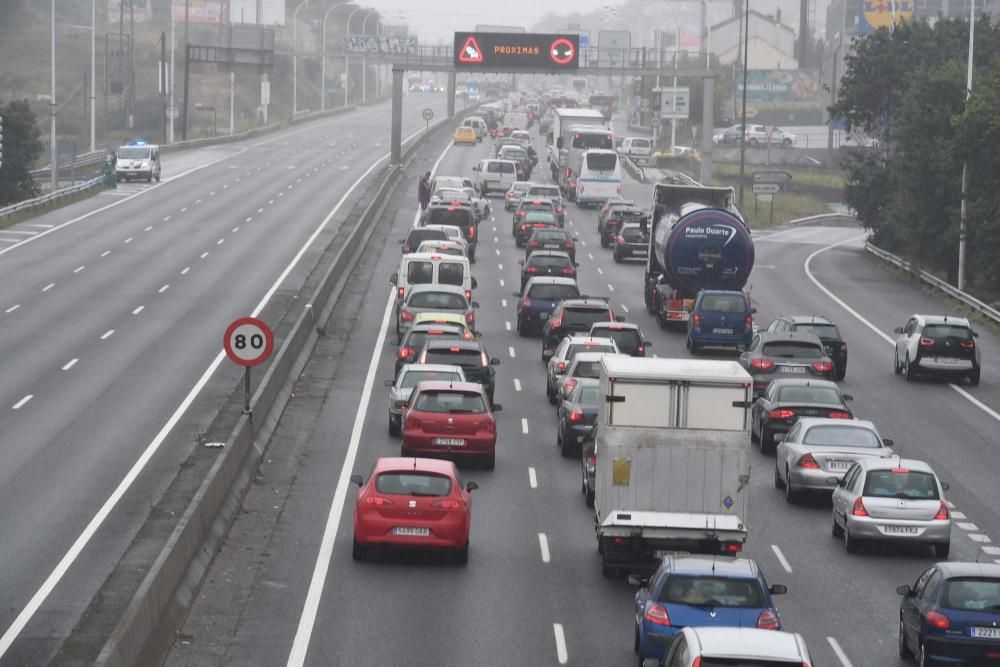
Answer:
[851,497,869,517]
[550,314,563,329]
[828,410,852,419]
[560,267,574,275]
[398,346,414,360]
[925,610,950,630]
[465,311,475,324]
[569,409,584,422]
[520,223,528,231]
[840,343,848,351]
[432,500,464,510]
[751,359,774,370]
[566,239,575,248]
[518,210,527,217]
[919,337,935,347]
[465,289,472,301]
[746,314,753,328]
[692,313,701,326]
[576,183,583,193]
[564,378,577,394]
[565,167,571,179]
[588,453,597,466]
[769,408,795,420]
[616,183,623,194]
[555,206,564,213]
[530,240,538,246]
[960,339,976,349]
[480,352,489,367]
[723,542,742,553]
[891,467,911,473]
[796,453,820,469]
[637,346,645,355]
[364,495,393,506]
[756,610,781,629]
[557,361,566,372]
[526,266,540,273]
[468,225,475,238]
[812,361,834,373]
[616,235,626,245]
[522,295,531,308]
[643,603,672,627]
[417,350,427,363]
[934,501,950,520]
[400,310,414,321]
[397,287,405,300]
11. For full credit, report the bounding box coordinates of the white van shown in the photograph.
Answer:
[115,141,161,182]
[472,159,518,197]
[505,111,530,130]
[390,252,477,305]
[462,117,487,140]
[575,149,622,207]
[618,136,652,163]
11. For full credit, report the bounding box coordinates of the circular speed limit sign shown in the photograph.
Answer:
[224,317,274,367]
[422,107,434,121]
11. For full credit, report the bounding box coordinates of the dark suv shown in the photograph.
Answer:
[767,315,848,380]
[588,321,651,357]
[525,228,576,262]
[519,251,576,290]
[418,339,500,403]
[401,227,449,255]
[739,331,836,396]
[542,298,617,362]
[424,203,478,261]
[515,277,581,336]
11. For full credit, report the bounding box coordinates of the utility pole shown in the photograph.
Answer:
[737,0,750,211]
[129,0,135,130]
[90,0,96,152]
[169,0,176,143]
[161,31,168,144]
[50,0,58,191]
[182,0,190,140]
[958,0,975,291]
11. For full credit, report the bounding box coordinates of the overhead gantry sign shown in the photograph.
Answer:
[453,32,580,72]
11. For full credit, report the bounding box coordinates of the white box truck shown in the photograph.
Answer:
[594,356,753,576]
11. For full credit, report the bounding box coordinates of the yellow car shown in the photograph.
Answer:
[412,312,476,339]
[453,126,477,145]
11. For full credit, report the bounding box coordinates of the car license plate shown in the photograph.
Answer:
[780,366,807,374]
[393,526,430,537]
[828,461,851,471]
[971,627,1000,639]
[539,312,549,320]
[935,357,961,365]
[881,525,919,535]
[713,328,734,335]
[433,437,466,447]
[543,244,559,249]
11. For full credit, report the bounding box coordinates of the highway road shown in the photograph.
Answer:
[0,93,452,666]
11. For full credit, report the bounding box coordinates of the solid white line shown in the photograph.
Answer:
[528,466,537,488]
[0,118,435,661]
[514,378,521,391]
[827,637,853,667]
[521,418,529,434]
[553,624,568,664]
[5,305,20,314]
[62,359,78,371]
[42,283,55,292]
[538,533,551,563]
[805,235,1000,424]
[132,306,144,315]
[770,544,793,573]
[73,266,85,273]
[100,329,114,340]
[286,129,452,667]
[621,304,629,313]
[12,395,33,410]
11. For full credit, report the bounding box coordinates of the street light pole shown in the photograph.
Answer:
[169,2,175,142]
[345,6,366,106]
[361,10,378,106]
[322,1,344,111]
[90,0,96,153]
[958,0,975,291]
[737,0,750,211]
[50,0,58,191]
[292,0,311,118]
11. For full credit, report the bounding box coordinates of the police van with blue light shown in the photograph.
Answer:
[115,140,160,183]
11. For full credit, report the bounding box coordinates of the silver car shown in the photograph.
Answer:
[385,364,465,436]
[831,457,952,556]
[396,284,478,342]
[554,352,625,405]
[545,336,618,403]
[648,626,812,667]
[774,418,895,503]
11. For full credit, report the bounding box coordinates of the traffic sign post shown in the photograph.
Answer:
[651,116,661,128]
[751,183,781,194]
[422,107,434,131]
[224,317,275,415]
[752,177,785,227]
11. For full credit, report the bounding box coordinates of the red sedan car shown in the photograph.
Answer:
[351,457,479,563]
[400,381,501,470]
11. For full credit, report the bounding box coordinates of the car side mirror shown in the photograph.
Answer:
[883,438,894,448]
[894,327,904,334]
[471,301,480,309]
[518,260,524,266]
[627,574,649,587]
[644,340,652,347]
[842,394,853,402]
[492,404,503,412]
[471,277,478,289]
[941,481,950,491]
[389,273,397,285]
[490,357,500,365]
[466,481,479,492]
[384,379,394,387]
[773,433,785,443]
[574,262,580,267]
[769,584,788,595]
[972,331,980,338]
[835,477,846,487]
[751,307,758,314]
[897,584,913,597]
[511,291,521,297]
[349,474,364,487]
[472,165,480,171]
[615,316,625,322]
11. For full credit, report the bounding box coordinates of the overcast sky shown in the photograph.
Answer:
[361,0,618,44]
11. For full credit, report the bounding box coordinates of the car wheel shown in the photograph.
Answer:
[388,417,400,437]
[918,639,933,667]
[832,514,844,537]
[934,541,951,558]
[547,384,556,404]
[600,235,609,248]
[783,138,793,147]
[904,355,916,381]
[687,337,700,355]
[454,542,469,566]
[601,564,616,578]
[749,138,759,146]
[784,467,800,504]
[352,537,367,561]
[483,452,495,470]
[773,463,784,489]
[750,416,760,443]
[969,369,981,386]
[836,366,847,381]
[559,431,572,458]
[760,426,775,454]
[898,617,913,659]
[613,250,621,263]
[894,350,902,374]
[844,525,860,553]
[585,486,595,507]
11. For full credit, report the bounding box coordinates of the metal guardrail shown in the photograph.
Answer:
[787,212,862,227]
[866,242,1000,325]
[30,150,109,180]
[0,176,104,221]
[619,154,645,183]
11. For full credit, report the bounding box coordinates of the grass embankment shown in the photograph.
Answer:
[712,164,845,229]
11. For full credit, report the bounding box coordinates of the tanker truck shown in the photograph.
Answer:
[640,181,754,326]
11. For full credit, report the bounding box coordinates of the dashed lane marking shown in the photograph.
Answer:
[553,624,568,665]
[538,533,551,563]
[528,467,537,488]
[514,379,522,392]
[62,359,78,371]
[100,329,114,340]
[12,395,33,410]
[521,418,529,434]
[771,544,793,573]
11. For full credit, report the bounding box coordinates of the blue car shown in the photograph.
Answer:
[633,555,787,662]
[687,290,755,354]
[898,561,1000,665]
[515,277,580,336]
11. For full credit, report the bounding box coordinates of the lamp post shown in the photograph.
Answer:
[345,6,367,106]
[292,0,311,118]
[90,0,96,152]
[50,0,57,191]
[737,0,750,211]
[361,9,379,106]
[321,1,352,111]
[958,0,975,291]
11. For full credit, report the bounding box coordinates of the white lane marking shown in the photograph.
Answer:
[608,284,614,292]
[42,283,55,292]
[970,534,991,543]
[217,239,225,245]
[505,321,511,331]
[209,191,216,196]
[5,304,20,314]
[268,199,274,205]
[181,267,190,275]
[770,544,793,573]
[124,237,133,244]
[621,304,629,313]
[233,227,240,233]
[946,500,956,509]
[498,263,503,270]
[499,279,505,287]
[501,298,508,308]
[514,378,522,392]
[951,511,967,520]
[508,346,516,358]
[827,637,853,667]
[12,395,33,410]
[494,236,499,243]
[528,467,537,488]
[521,418,529,434]
[0,230,38,236]
[132,306,144,315]
[62,359,78,371]
[980,545,1000,555]
[101,250,111,257]
[73,266,85,273]
[568,220,575,226]
[246,217,253,223]
[258,208,264,213]
[958,522,979,531]
[195,198,202,204]
[495,248,500,255]
[144,226,153,232]
[538,533,551,563]
[200,252,209,259]
[285,129,452,667]
[158,285,170,294]
[100,329,114,340]
[27,223,55,229]
[805,235,1000,425]
[278,192,284,198]
[553,624,568,664]
[180,207,187,213]
[163,216,170,222]
[596,267,603,274]
[587,252,594,260]
[580,239,587,246]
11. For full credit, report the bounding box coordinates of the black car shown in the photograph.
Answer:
[519,250,577,290]
[514,212,559,248]
[424,203,478,261]
[418,339,499,403]
[525,228,576,262]
[515,277,581,336]
[542,298,617,361]
[739,332,837,396]
[526,184,565,226]
[557,378,600,458]
[588,321,651,357]
[581,430,597,508]
[598,203,643,248]
[513,198,557,234]
[611,222,649,262]
[394,323,468,375]
[401,227,449,255]
[767,315,848,380]
[750,378,854,453]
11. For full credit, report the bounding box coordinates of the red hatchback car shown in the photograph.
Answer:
[351,457,479,563]
[400,381,501,469]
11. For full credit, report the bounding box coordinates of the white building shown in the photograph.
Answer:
[709,9,799,70]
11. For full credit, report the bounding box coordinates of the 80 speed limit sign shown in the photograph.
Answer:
[224,317,274,367]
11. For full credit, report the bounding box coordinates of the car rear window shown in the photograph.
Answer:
[413,390,486,413]
[417,244,463,257]
[529,285,580,300]
[426,208,473,227]
[577,385,601,404]
[863,470,939,500]
[793,323,841,339]
[630,138,650,149]
[524,213,556,225]
[487,162,515,173]
[534,231,567,242]
[529,187,561,199]
[585,152,617,171]
[437,262,465,286]
[407,229,447,247]
[802,425,880,448]
[529,255,571,269]
[399,369,462,389]
[563,307,612,328]
[522,202,554,212]
[699,660,802,667]
[571,361,602,378]
[923,324,973,339]
[700,294,748,313]
[942,578,1000,611]
[424,349,482,368]
[567,344,616,360]
[118,147,152,159]
[659,575,764,608]
[572,133,614,150]
[762,341,825,359]
[403,329,461,351]
[406,261,434,285]
[376,472,452,496]
[620,226,647,242]
[777,386,842,404]
[408,292,467,309]
[603,329,641,353]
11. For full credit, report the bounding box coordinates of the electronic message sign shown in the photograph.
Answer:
[453,32,580,71]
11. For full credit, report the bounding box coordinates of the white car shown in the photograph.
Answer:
[893,314,981,385]
[745,124,796,147]
[617,136,652,163]
[647,627,812,667]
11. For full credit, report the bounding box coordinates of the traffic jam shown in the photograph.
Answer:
[353,90,998,667]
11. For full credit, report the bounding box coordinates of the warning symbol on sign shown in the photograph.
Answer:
[458,35,483,64]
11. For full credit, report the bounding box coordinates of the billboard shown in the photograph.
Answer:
[736,70,822,105]
[454,32,579,71]
[860,0,913,32]
[229,0,286,26]
[171,0,223,23]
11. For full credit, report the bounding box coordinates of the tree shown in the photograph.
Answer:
[0,99,43,206]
